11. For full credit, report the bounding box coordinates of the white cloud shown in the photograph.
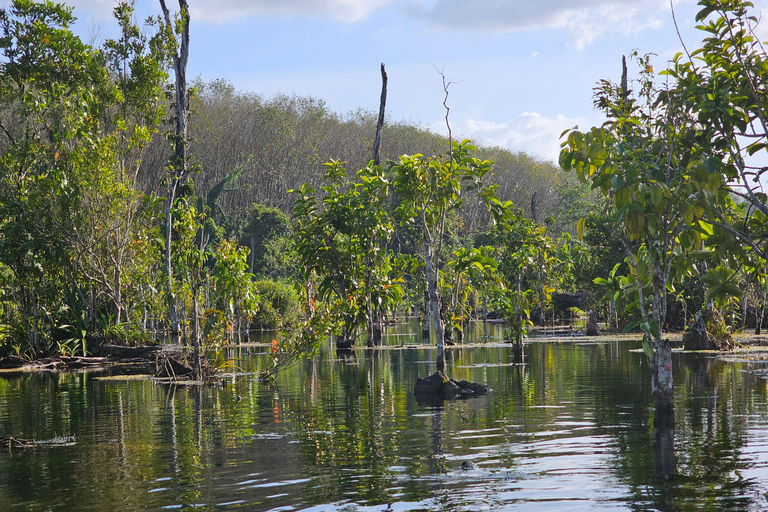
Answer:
[186,0,392,24]
[407,0,668,49]
[431,112,588,163]
[45,0,676,48]
[48,0,395,24]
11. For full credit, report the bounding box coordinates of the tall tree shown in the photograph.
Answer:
[666,0,768,324]
[393,141,491,369]
[560,53,729,410]
[0,0,124,354]
[291,161,398,350]
[158,0,190,341]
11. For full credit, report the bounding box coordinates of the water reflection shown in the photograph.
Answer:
[1,330,768,510]
[653,408,675,481]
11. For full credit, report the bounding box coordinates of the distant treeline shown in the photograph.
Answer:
[136,78,581,236]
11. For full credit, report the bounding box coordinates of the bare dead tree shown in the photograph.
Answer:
[372,63,387,166]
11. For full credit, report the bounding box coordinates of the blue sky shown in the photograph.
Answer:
[12,0,768,163]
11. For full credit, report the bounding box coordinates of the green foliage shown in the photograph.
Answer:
[290,160,400,347]
[485,208,560,341]
[560,51,729,353]
[393,140,493,347]
[252,279,301,329]
[239,203,292,277]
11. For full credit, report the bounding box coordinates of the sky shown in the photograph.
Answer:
[9,0,768,163]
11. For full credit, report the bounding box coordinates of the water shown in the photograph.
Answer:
[2,324,768,511]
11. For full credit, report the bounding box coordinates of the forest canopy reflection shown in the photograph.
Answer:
[2,331,768,511]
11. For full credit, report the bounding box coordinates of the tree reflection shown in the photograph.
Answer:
[653,408,675,481]
[2,335,768,511]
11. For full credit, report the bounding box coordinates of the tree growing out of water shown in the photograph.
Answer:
[159,0,191,342]
[290,161,401,349]
[489,210,558,346]
[392,140,492,367]
[665,0,768,336]
[560,53,730,410]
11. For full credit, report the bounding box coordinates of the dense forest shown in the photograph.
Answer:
[0,0,590,361]
[1,0,768,405]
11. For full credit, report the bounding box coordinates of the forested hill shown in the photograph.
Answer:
[137,78,583,234]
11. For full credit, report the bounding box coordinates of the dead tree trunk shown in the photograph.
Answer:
[372,63,387,166]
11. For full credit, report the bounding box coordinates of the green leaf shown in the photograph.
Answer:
[704,157,718,174]
[642,338,654,361]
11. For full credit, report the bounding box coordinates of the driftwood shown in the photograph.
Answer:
[0,356,108,371]
[1,435,76,449]
[0,345,163,372]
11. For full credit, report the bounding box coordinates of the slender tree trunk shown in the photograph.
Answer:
[372,63,387,166]
[29,284,41,355]
[742,278,750,328]
[422,289,430,341]
[165,189,180,340]
[160,0,190,342]
[651,277,674,410]
[424,231,444,371]
[192,288,201,380]
[757,283,765,335]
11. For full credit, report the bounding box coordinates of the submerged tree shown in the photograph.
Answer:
[392,141,492,368]
[159,0,190,341]
[291,161,400,350]
[560,53,730,410]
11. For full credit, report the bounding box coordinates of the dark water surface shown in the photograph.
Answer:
[2,324,768,511]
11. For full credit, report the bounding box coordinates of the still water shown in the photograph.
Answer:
[2,323,768,511]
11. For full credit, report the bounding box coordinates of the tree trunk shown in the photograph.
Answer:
[337,316,356,350]
[651,339,674,410]
[372,305,383,346]
[757,283,765,335]
[160,0,190,343]
[424,235,444,371]
[165,192,180,341]
[372,63,387,166]
[586,310,598,336]
[192,289,201,380]
[683,306,734,351]
[742,278,750,328]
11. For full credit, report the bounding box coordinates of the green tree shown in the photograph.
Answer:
[0,0,122,354]
[159,0,191,341]
[291,160,399,349]
[392,140,492,367]
[239,203,291,276]
[560,53,729,410]
[665,0,768,333]
[488,210,557,345]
